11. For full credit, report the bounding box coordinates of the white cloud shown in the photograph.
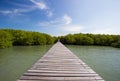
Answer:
[0,7,35,17]
[30,0,47,10]
[38,20,62,27]
[91,29,112,34]
[38,22,51,27]
[0,9,22,16]
[38,14,83,35]
[63,14,72,24]
[30,0,53,17]
[62,25,83,32]
[47,11,53,17]
[38,14,72,27]
[0,10,13,15]
[90,28,120,35]
[0,0,52,17]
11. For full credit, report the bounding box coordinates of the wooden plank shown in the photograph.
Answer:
[23,72,99,77]
[19,76,104,80]
[17,42,105,81]
[27,70,93,73]
[18,80,105,81]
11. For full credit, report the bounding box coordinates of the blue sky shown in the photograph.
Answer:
[0,0,120,36]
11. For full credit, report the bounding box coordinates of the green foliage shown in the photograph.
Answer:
[60,33,120,48]
[23,32,34,45]
[65,34,76,44]
[32,32,46,45]
[0,30,12,48]
[13,30,27,45]
[74,34,83,45]
[0,29,120,48]
[53,36,58,43]
[60,34,94,45]
[111,39,120,48]
[44,34,54,44]
[0,29,54,48]
[82,36,94,45]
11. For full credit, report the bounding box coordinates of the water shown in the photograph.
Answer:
[0,45,52,81]
[66,45,120,81]
[0,45,120,81]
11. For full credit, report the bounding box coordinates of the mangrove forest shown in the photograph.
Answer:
[0,29,56,48]
[0,29,120,48]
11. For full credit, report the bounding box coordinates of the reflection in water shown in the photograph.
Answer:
[66,45,120,81]
[0,45,120,81]
[0,45,52,81]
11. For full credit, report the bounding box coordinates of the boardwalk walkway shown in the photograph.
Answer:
[17,42,105,81]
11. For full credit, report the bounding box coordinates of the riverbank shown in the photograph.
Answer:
[0,29,120,49]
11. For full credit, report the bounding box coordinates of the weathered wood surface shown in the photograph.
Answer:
[17,42,105,81]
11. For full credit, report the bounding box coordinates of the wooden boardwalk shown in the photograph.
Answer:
[17,42,105,81]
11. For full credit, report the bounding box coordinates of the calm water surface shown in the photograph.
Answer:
[66,45,120,81]
[0,45,52,81]
[0,45,120,81]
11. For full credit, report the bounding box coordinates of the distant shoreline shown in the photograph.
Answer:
[0,29,120,49]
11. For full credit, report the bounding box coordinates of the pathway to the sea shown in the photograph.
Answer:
[17,42,105,81]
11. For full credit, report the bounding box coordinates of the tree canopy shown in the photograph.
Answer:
[59,33,120,48]
[0,30,12,48]
[0,29,54,48]
[0,29,120,48]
